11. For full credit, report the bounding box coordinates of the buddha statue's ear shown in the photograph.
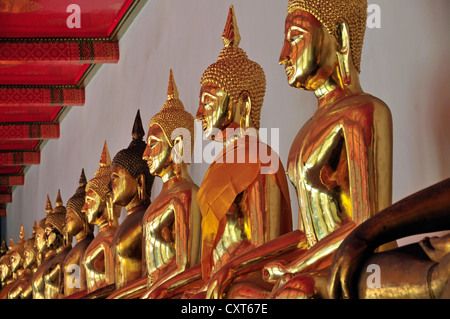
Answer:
[335,20,352,86]
[136,173,147,202]
[172,136,184,164]
[239,91,252,130]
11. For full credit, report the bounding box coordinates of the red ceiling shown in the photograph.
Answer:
[0,64,90,85]
[0,0,134,38]
[0,0,140,216]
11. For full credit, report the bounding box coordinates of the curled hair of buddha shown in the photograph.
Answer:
[112,110,155,198]
[86,141,122,220]
[45,190,66,236]
[200,5,266,130]
[148,69,195,153]
[287,0,367,73]
[67,169,87,219]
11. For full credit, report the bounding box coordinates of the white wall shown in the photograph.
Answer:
[5,0,450,246]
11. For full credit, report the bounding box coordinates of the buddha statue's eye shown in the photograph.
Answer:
[289,35,302,44]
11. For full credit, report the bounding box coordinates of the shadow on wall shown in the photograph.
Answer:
[430,59,450,179]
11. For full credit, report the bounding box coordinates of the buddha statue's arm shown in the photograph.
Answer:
[204,230,306,299]
[21,280,33,299]
[203,174,292,298]
[328,178,450,299]
[7,280,22,299]
[84,244,106,277]
[44,264,63,298]
[346,102,393,224]
[143,198,195,298]
[250,174,282,244]
[144,264,204,299]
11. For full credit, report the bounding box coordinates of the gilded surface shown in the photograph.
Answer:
[42,191,72,299]
[109,110,154,292]
[141,70,201,299]
[82,143,118,293]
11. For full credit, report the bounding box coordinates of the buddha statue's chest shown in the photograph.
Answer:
[287,110,352,245]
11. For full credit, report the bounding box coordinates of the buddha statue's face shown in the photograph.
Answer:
[82,189,104,225]
[10,250,21,272]
[110,164,138,207]
[196,83,233,140]
[279,10,338,90]
[0,260,11,282]
[35,225,47,253]
[143,124,172,177]
[24,247,36,268]
[45,224,58,249]
[65,207,83,237]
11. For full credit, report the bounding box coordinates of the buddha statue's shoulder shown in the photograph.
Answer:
[65,237,92,264]
[331,93,391,120]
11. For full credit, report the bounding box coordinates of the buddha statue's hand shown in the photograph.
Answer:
[205,267,237,299]
[327,230,370,299]
[419,233,450,263]
[143,285,168,299]
[262,260,290,284]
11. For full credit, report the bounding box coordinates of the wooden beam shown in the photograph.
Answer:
[0,174,24,186]
[0,123,59,140]
[0,87,85,107]
[0,151,40,165]
[0,40,119,64]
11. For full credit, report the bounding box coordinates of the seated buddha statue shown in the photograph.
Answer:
[0,239,7,259]
[0,243,13,299]
[107,110,155,296]
[0,228,26,299]
[42,190,73,299]
[62,169,95,297]
[199,0,396,299]
[139,70,201,299]
[17,222,40,299]
[82,141,121,297]
[147,6,293,299]
[8,223,36,299]
[328,177,450,299]
[31,198,57,299]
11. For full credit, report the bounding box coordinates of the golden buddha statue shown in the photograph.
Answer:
[148,6,293,299]
[107,110,155,296]
[82,141,121,296]
[62,169,94,297]
[0,246,13,299]
[8,223,35,299]
[0,238,8,291]
[196,0,395,299]
[42,190,73,299]
[328,178,450,299]
[0,239,7,259]
[17,222,39,299]
[31,198,57,299]
[138,70,201,299]
[0,228,25,298]
[9,224,26,280]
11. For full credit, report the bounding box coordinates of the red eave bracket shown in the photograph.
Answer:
[0,174,24,186]
[0,123,59,140]
[0,40,120,64]
[0,87,85,107]
[0,151,40,165]
[0,193,12,203]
